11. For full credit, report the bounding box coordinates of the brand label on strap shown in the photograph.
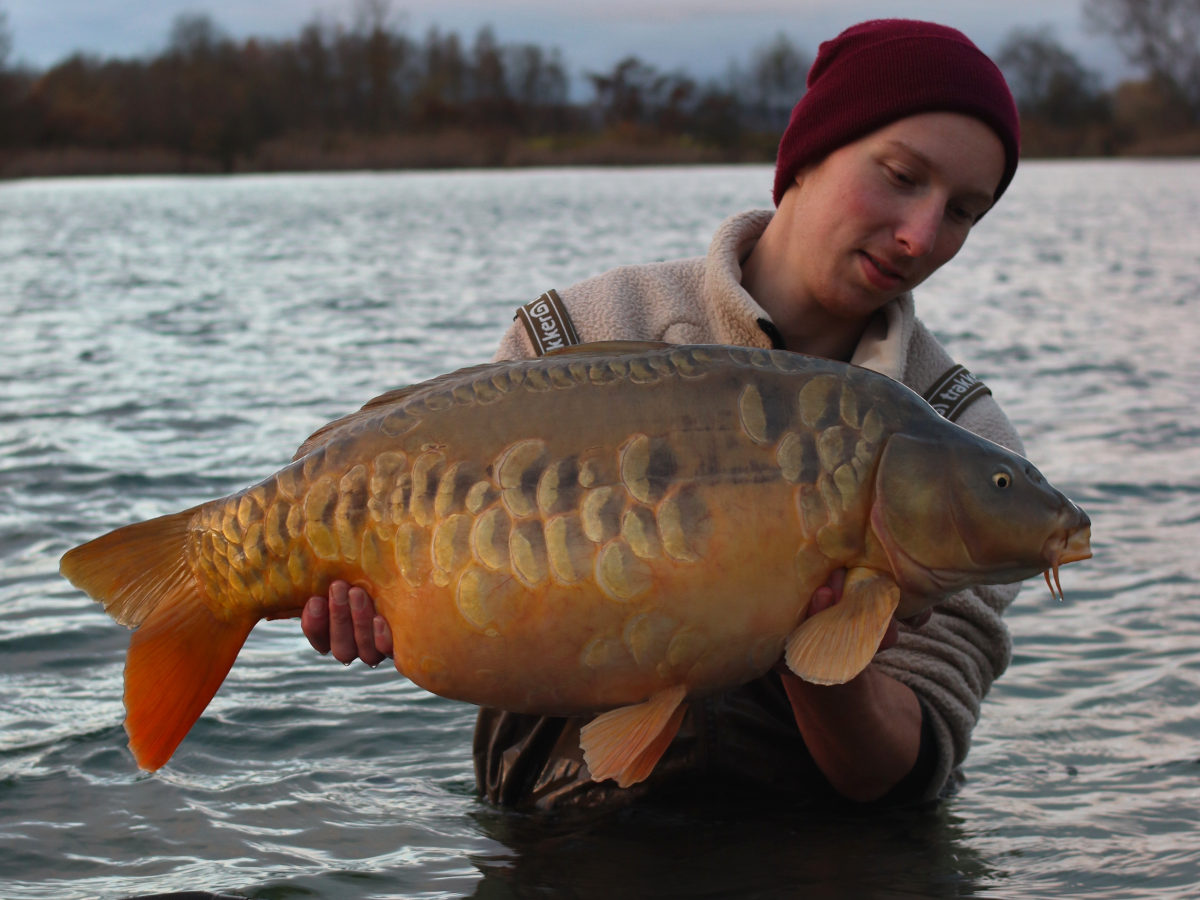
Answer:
[515,289,581,357]
[923,364,991,422]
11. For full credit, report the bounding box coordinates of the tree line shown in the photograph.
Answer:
[0,0,1196,177]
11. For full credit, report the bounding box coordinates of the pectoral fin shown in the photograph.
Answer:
[785,569,900,685]
[579,685,688,787]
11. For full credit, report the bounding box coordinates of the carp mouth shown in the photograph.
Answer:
[1041,518,1092,601]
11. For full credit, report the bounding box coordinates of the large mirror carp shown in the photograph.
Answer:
[61,342,1091,787]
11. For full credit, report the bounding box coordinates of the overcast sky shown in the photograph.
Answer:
[2,0,1132,86]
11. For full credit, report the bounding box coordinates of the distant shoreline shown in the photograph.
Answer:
[0,132,776,181]
[3,129,1198,181]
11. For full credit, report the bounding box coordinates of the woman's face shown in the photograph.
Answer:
[775,111,1006,321]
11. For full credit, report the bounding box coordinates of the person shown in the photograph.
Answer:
[300,18,1024,810]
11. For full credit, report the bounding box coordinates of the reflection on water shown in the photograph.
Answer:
[1,162,1198,899]
[467,792,998,900]
[119,796,998,900]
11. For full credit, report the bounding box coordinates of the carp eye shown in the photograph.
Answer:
[992,471,1012,489]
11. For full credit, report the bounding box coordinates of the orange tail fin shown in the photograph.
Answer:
[61,509,255,770]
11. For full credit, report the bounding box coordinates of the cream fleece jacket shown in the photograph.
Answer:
[492,210,1022,799]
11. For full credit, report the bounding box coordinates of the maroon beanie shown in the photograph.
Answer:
[772,19,1020,207]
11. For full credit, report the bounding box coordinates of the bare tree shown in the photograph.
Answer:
[997,26,1106,125]
[747,32,809,127]
[1084,0,1200,117]
[353,0,408,131]
[167,12,227,62]
[413,27,466,127]
[293,18,335,130]
[588,56,665,126]
[1,5,12,72]
[507,43,567,109]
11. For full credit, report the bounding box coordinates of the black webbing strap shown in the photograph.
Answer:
[515,289,581,357]
[922,364,992,422]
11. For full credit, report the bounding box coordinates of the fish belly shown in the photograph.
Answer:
[381,482,811,714]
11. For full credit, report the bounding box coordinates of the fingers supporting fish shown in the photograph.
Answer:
[322,581,388,667]
[300,596,332,654]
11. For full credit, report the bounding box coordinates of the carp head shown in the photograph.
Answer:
[870,431,1091,615]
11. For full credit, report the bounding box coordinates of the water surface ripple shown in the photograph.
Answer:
[1,162,1197,899]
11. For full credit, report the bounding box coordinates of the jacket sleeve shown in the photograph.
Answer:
[493,315,538,362]
[877,323,1025,799]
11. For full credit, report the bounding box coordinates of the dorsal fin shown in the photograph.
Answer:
[292,360,500,460]
[544,340,672,359]
[292,342,675,461]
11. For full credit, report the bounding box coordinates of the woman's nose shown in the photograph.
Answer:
[894,199,942,258]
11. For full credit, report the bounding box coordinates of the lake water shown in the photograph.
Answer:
[1,161,1198,899]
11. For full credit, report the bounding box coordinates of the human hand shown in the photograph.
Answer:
[776,571,931,801]
[301,580,393,667]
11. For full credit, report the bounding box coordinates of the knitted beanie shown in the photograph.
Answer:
[772,19,1020,207]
